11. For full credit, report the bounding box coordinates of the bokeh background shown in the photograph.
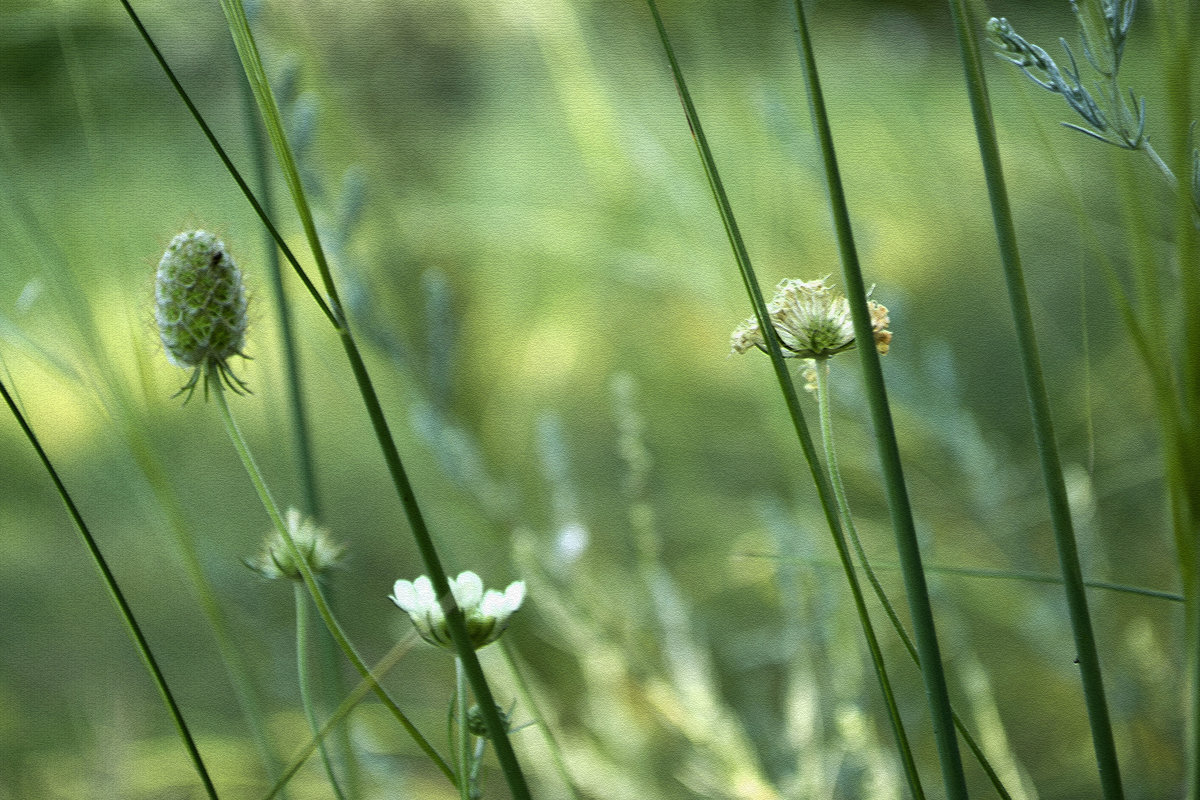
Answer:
[0,0,1187,797]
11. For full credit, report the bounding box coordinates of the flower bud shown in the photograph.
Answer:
[155,230,249,398]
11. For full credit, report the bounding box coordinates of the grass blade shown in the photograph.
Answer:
[946,2,1125,796]
[785,2,969,795]
[0,376,221,800]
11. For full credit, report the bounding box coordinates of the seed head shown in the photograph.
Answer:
[731,278,891,360]
[155,230,250,400]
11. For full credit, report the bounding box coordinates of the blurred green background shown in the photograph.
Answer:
[0,0,1187,797]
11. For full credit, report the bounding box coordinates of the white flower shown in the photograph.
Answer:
[390,571,525,650]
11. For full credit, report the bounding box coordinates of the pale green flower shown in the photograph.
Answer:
[731,278,891,360]
[390,571,525,650]
[246,508,346,581]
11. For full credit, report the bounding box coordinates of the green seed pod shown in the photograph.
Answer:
[155,230,249,398]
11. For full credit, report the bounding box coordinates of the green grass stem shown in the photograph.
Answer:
[212,4,533,793]
[455,657,472,800]
[500,639,582,800]
[208,373,456,786]
[294,583,347,800]
[785,3,969,796]
[947,2,1125,796]
[262,635,416,800]
[645,5,925,797]
[0,376,220,800]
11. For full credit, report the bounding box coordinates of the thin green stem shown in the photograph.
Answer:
[0,376,220,800]
[947,2,1125,797]
[213,4,531,791]
[262,635,415,800]
[786,3,968,796]
[644,8,924,796]
[456,657,472,800]
[294,583,346,800]
[500,640,581,800]
[813,361,1014,799]
[208,370,456,786]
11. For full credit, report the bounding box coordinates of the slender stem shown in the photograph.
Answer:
[214,4,531,791]
[500,640,581,800]
[786,3,968,796]
[947,2,1125,797]
[208,370,456,786]
[262,635,415,800]
[0,377,220,800]
[294,583,346,800]
[456,657,472,800]
[644,5,925,795]
[813,361,1015,800]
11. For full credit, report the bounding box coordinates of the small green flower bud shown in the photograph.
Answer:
[155,230,250,399]
[246,508,346,581]
[466,704,511,739]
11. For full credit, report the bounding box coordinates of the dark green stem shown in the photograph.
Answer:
[787,3,968,796]
[645,6,924,796]
[208,370,456,786]
[0,377,220,800]
[214,3,532,792]
[947,2,1125,797]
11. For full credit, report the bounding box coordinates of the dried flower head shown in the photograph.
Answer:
[246,508,346,581]
[155,230,249,400]
[731,278,891,360]
[390,571,525,650]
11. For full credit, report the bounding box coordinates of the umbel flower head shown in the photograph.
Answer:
[246,508,346,581]
[730,278,891,360]
[390,571,525,650]
[155,230,250,400]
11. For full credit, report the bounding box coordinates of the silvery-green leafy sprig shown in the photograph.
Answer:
[986,3,1146,153]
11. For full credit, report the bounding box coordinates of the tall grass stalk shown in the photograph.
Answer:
[785,3,969,796]
[0,148,285,788]
[0,376,220,800]
[947,2,1124,796]
[235,27,358,795]
[644,4,927,796]
[207,374,457,787]
[209,3,533,793]
[810,360,1013,799]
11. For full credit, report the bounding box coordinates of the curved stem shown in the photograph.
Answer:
[209,371,455,786]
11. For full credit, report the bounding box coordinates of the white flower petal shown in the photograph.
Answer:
[480,589,506,618]
[453,571,483,609]
[390,579,419,613]
[413,575,436,610]
[503,581,526,612]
